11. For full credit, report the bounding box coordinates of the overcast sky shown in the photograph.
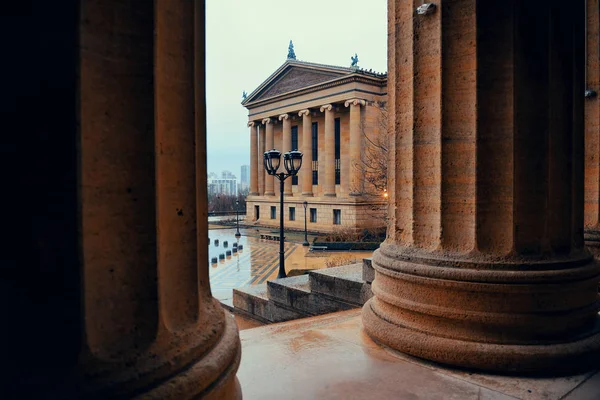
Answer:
[206,0,387,177]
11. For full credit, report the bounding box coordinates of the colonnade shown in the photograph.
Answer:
[248,99,366,199]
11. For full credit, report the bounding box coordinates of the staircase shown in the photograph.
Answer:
[232,258,374,323]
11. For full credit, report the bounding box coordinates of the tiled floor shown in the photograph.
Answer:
[237,310,600,400]
[208,227,372,305]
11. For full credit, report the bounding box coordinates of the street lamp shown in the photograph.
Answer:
[235,199,241,238]
[302,201,309,246]
[264,148,303,278]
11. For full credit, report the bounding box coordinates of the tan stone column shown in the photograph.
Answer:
[363,0,600,374]
[263,117,275,196]
[585,0,600,254]
[249,121,258,195]
[321,104,336,197]
[345,99,366,195]
[299,109,313,196]
[6,1,241,397]
[279,113,292,196]
[258,124,265,195]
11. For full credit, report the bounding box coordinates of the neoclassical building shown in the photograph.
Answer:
[243,57,387,232]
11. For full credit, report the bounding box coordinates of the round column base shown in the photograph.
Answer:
[139,310,242,399]
[362,243,600,375]
[363,298,600,375]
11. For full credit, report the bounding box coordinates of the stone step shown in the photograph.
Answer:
[233,284,308,323]
[362,258,374,283]
[309,263,371,306]
[267,275,357,316]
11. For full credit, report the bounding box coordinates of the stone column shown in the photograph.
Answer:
[585,0,600,255]
[249,121,258,195]
[279,113,292,196]
[321,104,336,197]
[5,0,242,397]
[363,0,600,374]
[258,124,265,195]
[345,99,366,195]
[263,117,275,196]
[299,109,314,196]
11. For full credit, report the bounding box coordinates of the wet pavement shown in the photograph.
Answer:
[208,227,373,305]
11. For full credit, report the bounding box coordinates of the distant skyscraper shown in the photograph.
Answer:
[240,165,250,191]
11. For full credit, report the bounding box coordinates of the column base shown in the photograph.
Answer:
[324,193,336,197]
[362,243,600,375]
[264,192,275,196]
[363,300,600,375]
[284,192,293,197]
[302,192,314,197]
[249,192,259,196]
[133,309,242,399]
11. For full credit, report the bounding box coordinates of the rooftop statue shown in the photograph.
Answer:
[287,40,296,60]
[242,90,247,100]
[351,53,359,67]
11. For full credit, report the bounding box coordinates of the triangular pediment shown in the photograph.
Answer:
[243,60,352,105]
[255,67,345,101]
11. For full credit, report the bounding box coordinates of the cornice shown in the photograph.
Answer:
[244,73,387,110]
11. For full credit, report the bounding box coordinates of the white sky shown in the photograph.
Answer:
[206,0,387,177]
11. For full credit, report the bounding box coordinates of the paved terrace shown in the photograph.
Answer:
[237,310,600,400]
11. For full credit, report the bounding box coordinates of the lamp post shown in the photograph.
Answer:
[263,148,303,278]
[302,201,309,246]
[235,199,241,238]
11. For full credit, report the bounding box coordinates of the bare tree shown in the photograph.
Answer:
[351,101,389,227]
[359,101,389,197]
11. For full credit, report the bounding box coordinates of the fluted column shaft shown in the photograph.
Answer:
[321,104,336,197]
[346,99,365,195]
[249,121,258,195]
[585,0,600,252]
[280,113,292,196]
[300,109,313,196]
[263,118,275,196]
[363,0,600,375]
[5,1,242,397]
[258,125,265,195]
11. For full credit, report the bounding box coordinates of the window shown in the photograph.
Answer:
[292,126,298,185]
[335,118,341,185]
[270,206,276,219]
[310,208,317,223]
[312,122,318,185]
[289,207,296,221]
[333,209,341,225]
[255,205,260,220]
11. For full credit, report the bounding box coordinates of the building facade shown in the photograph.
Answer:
[243,59,387,232]
[208,178,237,196]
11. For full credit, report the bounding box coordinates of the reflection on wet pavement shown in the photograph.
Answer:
[208,228,373,304]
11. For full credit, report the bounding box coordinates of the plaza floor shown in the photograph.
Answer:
[238,309,600,399]
[208,227,373,306]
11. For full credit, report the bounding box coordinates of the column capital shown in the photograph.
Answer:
[344,98,366,108]
[247,121,255,127]
[298,109,310,117]
[278,113,289,121]
[261,117,273,125]
[320,104,333,112]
